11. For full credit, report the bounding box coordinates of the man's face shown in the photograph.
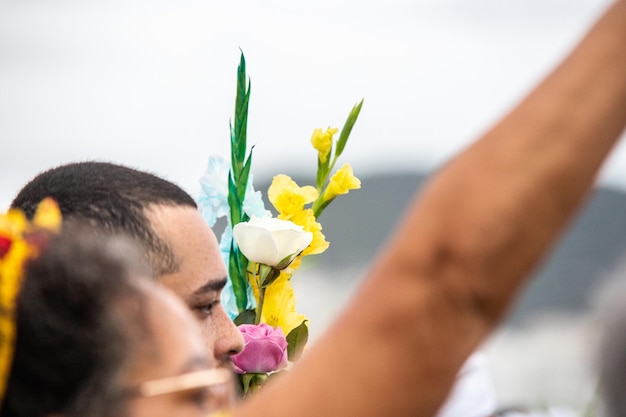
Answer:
[146,205,244,368]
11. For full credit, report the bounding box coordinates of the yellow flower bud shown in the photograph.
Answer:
[310,127,338,163]
[323,163,361,202]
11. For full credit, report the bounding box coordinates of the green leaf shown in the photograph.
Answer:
[226,51,256,316]
[234,85,250,165]
[234,54,250,164]
[259,264,281,287]
[335,99,364,158]
[274,252,296,270]
[241,373,268,395]
[229,243,248,312]
[275,248,306,270]
[227,173,243,225]
[286,320,309,361]
[234,309,256,325]
[238,147,255,202]
[240,373,255,395]
[313,195,334,219]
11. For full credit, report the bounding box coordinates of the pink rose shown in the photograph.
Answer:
[232,323,288,374]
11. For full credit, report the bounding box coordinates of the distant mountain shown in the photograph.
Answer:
[258,172,626,326]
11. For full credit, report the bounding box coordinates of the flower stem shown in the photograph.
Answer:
[312,151,340,218]
[255,287,265,325]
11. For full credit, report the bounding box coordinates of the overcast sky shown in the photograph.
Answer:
[1,0,623,209]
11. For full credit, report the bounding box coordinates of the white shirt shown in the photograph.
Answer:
[436,352,497,417]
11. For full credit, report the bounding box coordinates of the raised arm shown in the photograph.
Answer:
[232,2,626,416]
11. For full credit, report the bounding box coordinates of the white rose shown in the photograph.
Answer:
[233,216,313,268]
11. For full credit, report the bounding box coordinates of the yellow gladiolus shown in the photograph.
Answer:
[268,175,318,217]
[323,163,361,202]
[260,272,308,336]
[282,209,328,257]
[310,127,338,163]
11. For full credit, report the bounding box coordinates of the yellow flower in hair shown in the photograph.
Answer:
[322,163,361,202]
[0,209,29,288]
[32,198,62,232]
[310,127,338,163]
[0,198,61,403]
[268,175,318,217]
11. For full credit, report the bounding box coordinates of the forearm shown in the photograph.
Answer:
[231,2,626,417]
[403,0,626,324]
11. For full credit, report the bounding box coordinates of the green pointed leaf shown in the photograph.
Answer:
[274,252,296,270]
[235,98,250,164]
[238,147,255,202]
[234,309,256,325]
[234,91,250,164]
[236,53,247,112]
[259,264,281,287]
[241,373,255,395]
[313,195,335,219]
[240,373,269,395]
[286,320,309,361]
[229,244,248,312]
[228,173,243,225]
[225,52,257,317]
[335,99,364,158]
[238,247,249,280]
[234,54,248,160]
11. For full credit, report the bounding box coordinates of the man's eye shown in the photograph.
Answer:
[194,301,219,317]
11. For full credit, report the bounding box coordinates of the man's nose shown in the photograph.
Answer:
[214,305,245,363]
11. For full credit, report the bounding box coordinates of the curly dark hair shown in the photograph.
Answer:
[0,225,152,417]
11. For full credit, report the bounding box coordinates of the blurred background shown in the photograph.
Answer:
[2,0,625,412]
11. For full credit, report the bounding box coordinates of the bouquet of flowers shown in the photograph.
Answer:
[198,53,362,394]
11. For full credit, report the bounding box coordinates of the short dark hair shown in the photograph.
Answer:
[1,226,151,417]
[11,162,197,275]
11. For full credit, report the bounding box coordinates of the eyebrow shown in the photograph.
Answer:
[192,277,228,296]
